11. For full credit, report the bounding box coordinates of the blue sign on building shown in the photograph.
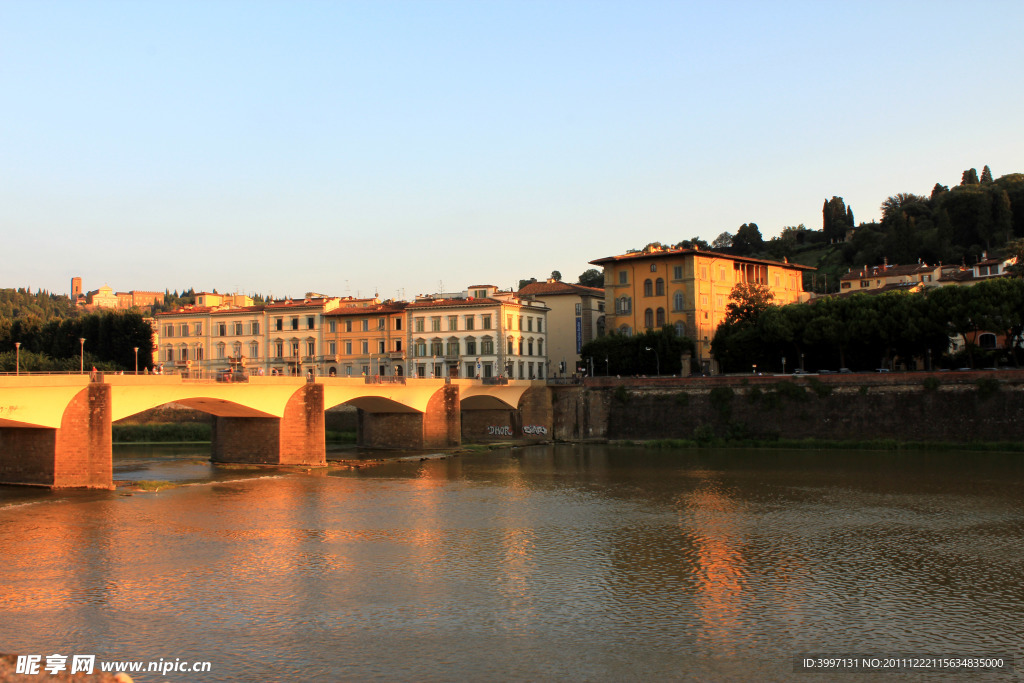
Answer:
[575,317,582,353]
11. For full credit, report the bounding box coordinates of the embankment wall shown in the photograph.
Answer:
[552,371,1024,443]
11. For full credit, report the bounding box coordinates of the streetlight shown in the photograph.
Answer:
[782,356,786,374]
[15,342,20,375]
[79,338,85,374]
[605,356,610,376]
[644,346,660,376]
[134,347,139,375]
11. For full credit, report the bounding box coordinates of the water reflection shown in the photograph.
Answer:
[0,444,1022,680]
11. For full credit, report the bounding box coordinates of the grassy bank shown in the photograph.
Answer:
[621,437,1024,452]
[113,423,211,443]
[326,430,357,444]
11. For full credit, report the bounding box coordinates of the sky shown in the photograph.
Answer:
[2,1,1022,301]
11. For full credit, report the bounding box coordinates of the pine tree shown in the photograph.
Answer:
[961,168,979,185]
[981,165,994,184]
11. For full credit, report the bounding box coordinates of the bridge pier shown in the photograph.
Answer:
[212,383,326,466]
[357,384,461,449]
[0,383,113,488]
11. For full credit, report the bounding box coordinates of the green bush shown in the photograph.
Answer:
[674,392,690,406]
[708,386,734,419]
[112,423,211,443]
[922,376,941,392]
[614,385,631,403]
[976,377,1001,400]
[806,377,832,398]
[774,381,809,402]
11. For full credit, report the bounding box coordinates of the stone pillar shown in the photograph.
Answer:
[357,384,461,449]
[0,384,112,489]
[518,384,553,441]
[212,383,326,466]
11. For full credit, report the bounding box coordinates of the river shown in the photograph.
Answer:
[0,444,1022,681]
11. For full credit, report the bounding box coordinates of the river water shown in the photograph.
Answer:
[1,444,1022,681]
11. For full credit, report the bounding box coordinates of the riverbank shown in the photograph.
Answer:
[111,423,357,445]
[623,437,1024,451]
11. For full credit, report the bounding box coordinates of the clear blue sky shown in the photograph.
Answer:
[3,1,1022,300]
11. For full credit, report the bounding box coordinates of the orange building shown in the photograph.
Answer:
[590,244,812,372]
[323,301,408,377]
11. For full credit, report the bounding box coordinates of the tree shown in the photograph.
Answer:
[731,223,764,255]
[712,232,733,249]
[550,271,562,282]
[961,168,979,185]
[518,278,538,290]
[578,269,603,288]
[981,165,994,184]
[673,236,710,250]
[724,282,774,324]
[823,196,854,243]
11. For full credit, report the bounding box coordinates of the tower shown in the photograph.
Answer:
[71,277,82,299]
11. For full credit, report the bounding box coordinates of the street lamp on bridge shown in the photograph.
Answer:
[644,346,660,377]
[15,342,20,375]
[134,347,139,375]
[79,338,85,374]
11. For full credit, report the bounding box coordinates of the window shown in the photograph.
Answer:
[719,267,726,280]
[644,279,653,297]
[481,338,494,354]
[233,342,242,357]
[291,318,299,331]
[431,340,444,356]
[466,339,477,355]
[394,340,402,352]
[537,318,542,332]
[701,267,708,279]
[655,278,664,296]
[329,320,336,333]
[481,315,492,330]
[234,322,243,336]
[575,303,582,316]
[860,280,870,288]
[217,343,226,359]
[345,341,352,355]
[163,325,173,338]
[361,341,369,354]
[345,320,353,332]
[673,265,683,280]
[291,341,299,358]
[307,316,315,330]
[616,297,632,315]
[218,323,226,336]
[700,294,709,306]
[507,339,514,354]
[619,325,632,336]
[538,339,543,356]
[378,340,386,353]
[644,308,654,328]
[448,315,458,330]
[275,341,284,358]
[194,323,203,336]
[447,340,459,356]
[466,362,476,377]
[307,341,315,356]
[507,314,513,329]
[362,319,370,332]
[329,341,336,355]
[527,340,534,356]
[195,346,203,361]
[618,271,628,285]
[249,322,258,335]
[377,318,385,330]
[395,317,402,331]
[414,317,424,332]
[431,317,441,332]
[675,321,686,338]
[673,291,684,311]
[650,263,657,272]
[415,341,426,356]
[179,347,188,361]
[275,318,283,331]
[518,339,524,355]
[465,316,475,331]
[527,317,533,332]
[250,341,259,358]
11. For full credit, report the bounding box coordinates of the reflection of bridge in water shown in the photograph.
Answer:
[0,375,552,489]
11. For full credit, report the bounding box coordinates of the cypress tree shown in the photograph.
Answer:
[981,165,993,183]
[962,168,979,185]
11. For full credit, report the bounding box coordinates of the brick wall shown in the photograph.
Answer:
[423,384,460,448]
[461,409,515,441]
[212,384,326,466]
[518,385,553,441]
[0,427,57,486]
[211,417,281,463]
[554,372,1024,443]
[357,411,424,449]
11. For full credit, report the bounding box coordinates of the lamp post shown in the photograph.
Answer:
[15,342,20,375]
[644,346,660,376]
[79,338,85,374]
[134,347,139,375]
[782,356,786,374]
[605,355,610,376]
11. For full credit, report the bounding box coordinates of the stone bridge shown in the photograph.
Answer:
[0,375,552,488]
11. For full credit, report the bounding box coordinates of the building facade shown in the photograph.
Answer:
[323,301,408,377]
[590,244,812,372]
[517,279,604,376]
[406,285,549,379]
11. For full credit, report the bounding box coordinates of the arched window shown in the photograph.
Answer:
[619,325,632,337]
[674,321,686,338]
[979,333,997,349]
[656,308,666,326]
[655,278,664,296]
[673,291,684,311]
[643,279,653,297]
[644,308,654,328]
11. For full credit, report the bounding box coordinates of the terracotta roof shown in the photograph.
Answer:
[518,281,604,297]
[839,263,938,281]
[589,247,815,270]
[325,302,408,316]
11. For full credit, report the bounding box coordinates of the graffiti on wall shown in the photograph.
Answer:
[487,425,513,436]
[523,425,548,435]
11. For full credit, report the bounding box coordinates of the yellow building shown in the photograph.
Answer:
[590,244,812,372]
[324,301,408,377]
[517,279,604,376]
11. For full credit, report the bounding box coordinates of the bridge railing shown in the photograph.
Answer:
[364,376,407,385]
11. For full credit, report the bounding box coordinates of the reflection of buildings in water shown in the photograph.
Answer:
[680,475,747,654]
